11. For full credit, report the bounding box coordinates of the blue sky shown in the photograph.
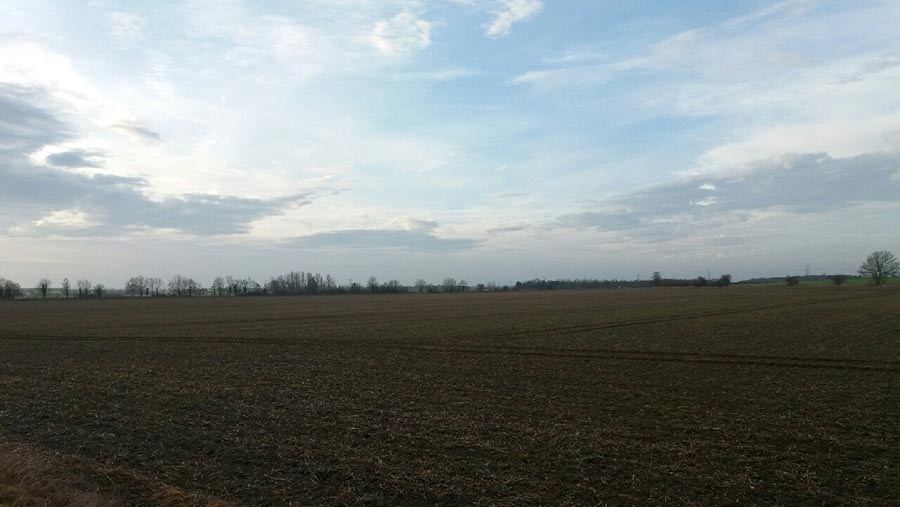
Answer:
[2,0,900,285]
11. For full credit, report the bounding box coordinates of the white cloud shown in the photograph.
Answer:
[34,209,95,229]
[108,12,144,46]
[369,12,432,56]
[390,68,478,81]
[513,1,900,174]
[0,34,98,110]
[386,217,439,231]
[837,49,900,84]
[691,196,718,207]
[486,0,542,39]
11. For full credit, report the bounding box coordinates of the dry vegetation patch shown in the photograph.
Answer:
[0,442,118,507]
[0,441,234,507]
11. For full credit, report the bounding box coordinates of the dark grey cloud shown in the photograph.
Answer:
[0,85,70,156]
[556,152,900,238]
[488,224,528,234]
[0,85,305,236]
[289,228,478,253]
[45,149,104,168]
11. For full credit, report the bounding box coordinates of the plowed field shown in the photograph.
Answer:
[1,286,898,505]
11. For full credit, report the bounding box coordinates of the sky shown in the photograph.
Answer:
[2,0,900,287]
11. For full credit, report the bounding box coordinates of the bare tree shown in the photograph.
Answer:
[148,277,163,297]
[785,276,800,286]
[125,277,136,296]
[382,280,402,293]
[37,278,51,299]
[168,275,200,296]
[0,278,22,300]
[125,276,147,297]
[211,276,226,296]
[93,284,105,298]
[367,276,379,293]
[829,274,848,286]
[442,277,457,293]
[306,273,319,295]
[76,279,92,297]
[414,279,428,293]
[859,251,899,286]
[61,278,70,299]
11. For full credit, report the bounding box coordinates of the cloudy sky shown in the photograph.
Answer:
[2,0,900,286]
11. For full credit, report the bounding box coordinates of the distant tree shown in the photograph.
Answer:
[476,283,486,292]
[414,279,428,293]
[0,278,22,300]
[694,276,708,287]
[829,274,848,286]
[93,284,105,298]
[716,274,732,287]
[37,278,51,299]
[382,280,402,293]
[225,275,237,295]
[168,275,182,296]
[61,278,70,299]
[189,279,201,296]
[211,276,226,296]
[367,276,379,293]
[76,279,92,297]
[652,271,662,287]
[459,280,469,292]
[443,277,457,293]
[858,251,899,286]
[306,273,319,295]
[168,275,199,296]
[125,276,147,297]
[785,276,800,286]
[148,277,163,297]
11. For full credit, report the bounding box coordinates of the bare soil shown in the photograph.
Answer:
[1,286,898,505]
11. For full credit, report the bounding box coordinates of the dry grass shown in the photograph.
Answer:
[0,442,119,507]
[0,442,233,507]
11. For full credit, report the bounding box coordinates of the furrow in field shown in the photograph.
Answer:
[376,345,900,372]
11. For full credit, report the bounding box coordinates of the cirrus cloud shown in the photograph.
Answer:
[369,12,432,56]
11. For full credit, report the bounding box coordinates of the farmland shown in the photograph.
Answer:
[1,286,898,506]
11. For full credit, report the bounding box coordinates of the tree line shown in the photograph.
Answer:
[1,251,897,301]
[651,272,733,288]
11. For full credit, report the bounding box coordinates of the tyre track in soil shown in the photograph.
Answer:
[375,345,900,372]
[1,289,886,342]
[3,333,898,372]
[3,287,886,338]
[2,293,897,374]
[484,292,899,340]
